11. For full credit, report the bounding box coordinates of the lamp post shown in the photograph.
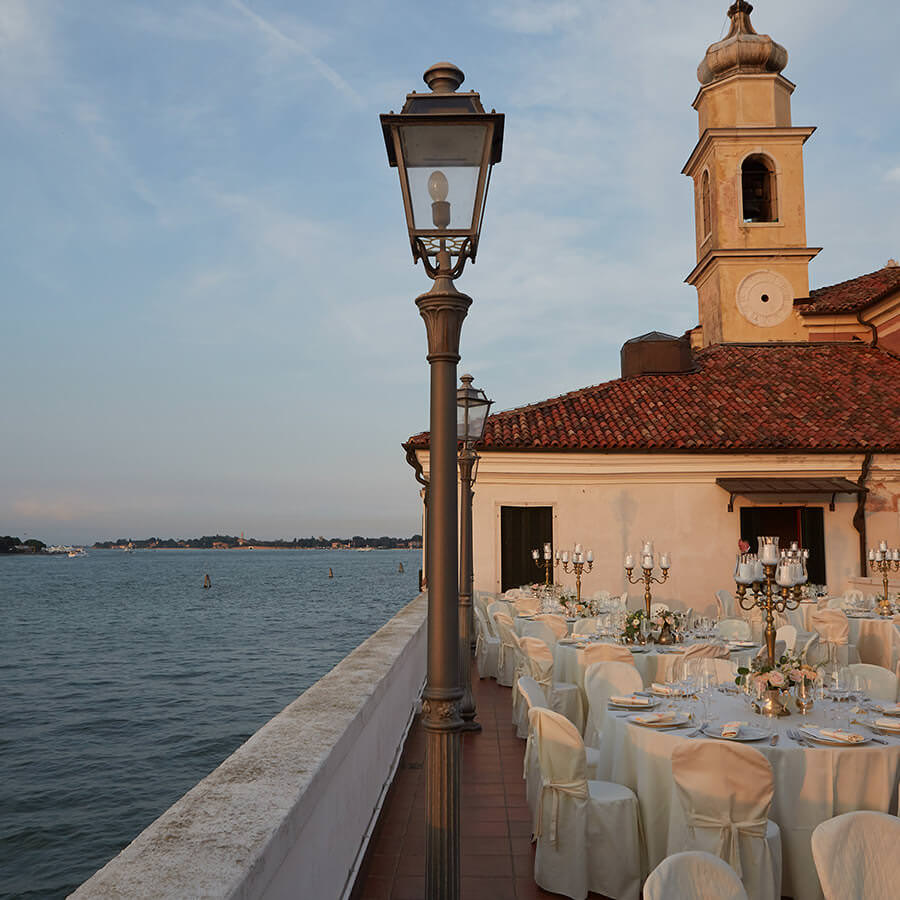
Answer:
[381,63,503,899]
[457,374,492,732]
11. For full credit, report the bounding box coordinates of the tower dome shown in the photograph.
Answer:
[698,2,788,86]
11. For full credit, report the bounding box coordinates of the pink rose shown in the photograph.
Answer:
[789,670,803,683]
[753,674,769,692]
[768,671,785,687]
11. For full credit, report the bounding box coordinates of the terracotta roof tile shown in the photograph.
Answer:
[797,266,900,315]
[407,343,900,453]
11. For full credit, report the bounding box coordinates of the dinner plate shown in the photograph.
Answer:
[628,645,650,653]
[627,712,690,729]
[727,640,757,648]
[701,724,768,742]
[656,646,685,654]
[608,698,659,710]
[870,721,900,735]
[871,704,900,717]
[517,614,536,620]
[798,726,870,746]
[649,686,692,698]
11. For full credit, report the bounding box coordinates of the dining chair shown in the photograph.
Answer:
[811,811,900,900]
[473,606,500,680]
[492,612,519,688]
[715,589,737,619]
[572,617,599,635]
[582,660,643,751]
[487,600,512,629]
[521,619,559,650]
[810,609,860,667]
[754,640,786,661]
[840,663,898,701]
[530,707,641,900]
[643,851,749,900]
[683,642,730,660]
[518,637,584,733]
[717,618,751,641]
[513,595,541,616]
[517,676,549,818]
[534,613,569,640]
[668,741,782,900]
[582,643,636,667]
[775,624,797,652]
[681,656,736,683]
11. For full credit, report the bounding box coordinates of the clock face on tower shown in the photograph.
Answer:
[736,270,794,327]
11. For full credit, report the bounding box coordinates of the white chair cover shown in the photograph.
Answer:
[492,612,519,688]
[592,589,612,602]
[513,595,541,616]
[811,811,900,900]
[582,643,636,667]
[668,742,782,900]
[754,640,786,661]
[487,600,512,632]
[717,618,751,641]
[683,642,730,659]
[811,609,860,666]
[775,624,797,652]
[840,663,898,701]
[519,636,584,733]
[534,613,569,639]
[681,657,737,683]
[572,617,599,635]
[474,606,500,680]
[607,593,628,612]
[518,676,549,816]
[521,619,559,650]
[504,588,524,600]
[583,660,643,752]
[716,589,737,619]
[643,851,749,900]
[530,707,641,900]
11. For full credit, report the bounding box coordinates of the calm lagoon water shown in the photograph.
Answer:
[0,548,421,899]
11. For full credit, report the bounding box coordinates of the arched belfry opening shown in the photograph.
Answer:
[701,170,712,238]
[742,155,778,223]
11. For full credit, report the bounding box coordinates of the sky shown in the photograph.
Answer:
[2,0,899,545]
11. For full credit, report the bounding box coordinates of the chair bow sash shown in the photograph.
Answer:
[686,811,767,877]
[535,777,589,847]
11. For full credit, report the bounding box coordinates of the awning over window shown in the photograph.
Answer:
[715,477,866,512]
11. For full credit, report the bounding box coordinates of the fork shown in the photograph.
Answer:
[788,728,809,747]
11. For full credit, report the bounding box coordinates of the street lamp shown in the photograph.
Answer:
[457,373,492,733]
[381,63,503,900]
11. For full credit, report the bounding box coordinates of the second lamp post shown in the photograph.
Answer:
[457,374,492,732]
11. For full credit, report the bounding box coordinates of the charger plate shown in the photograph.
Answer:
[798,726,870,746]
[701,724,768,742]
[627,712,690,729]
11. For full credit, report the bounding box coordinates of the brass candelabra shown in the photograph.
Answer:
[868,543,900,617]
[556,544,593,604]
[531,543,553,587]
[624,543,670,620]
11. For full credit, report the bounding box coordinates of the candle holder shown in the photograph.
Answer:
[734,537,805,667]
[624,541,670,624]
[868,543,900,617]
[556,544,593,605]
[531,543,554,587]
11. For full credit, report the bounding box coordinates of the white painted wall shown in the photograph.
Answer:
[72,593,427,900]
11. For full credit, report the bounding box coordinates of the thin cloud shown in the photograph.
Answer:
[228,0,363,106]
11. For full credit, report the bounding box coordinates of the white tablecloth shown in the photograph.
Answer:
[603,693,900,900]
[554,640,756,692]
[845,615,897,670]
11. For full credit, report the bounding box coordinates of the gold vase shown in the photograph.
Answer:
[656,622,675,645]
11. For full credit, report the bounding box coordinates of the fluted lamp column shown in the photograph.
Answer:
[457,374,492,732]
[381,63,504,900]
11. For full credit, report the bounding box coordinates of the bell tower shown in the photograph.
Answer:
[683,2,820,346]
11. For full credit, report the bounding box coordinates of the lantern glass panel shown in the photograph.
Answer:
[457,390,491,443]
[398,123,489,231]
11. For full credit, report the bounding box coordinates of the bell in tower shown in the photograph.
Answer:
[683,2,821,346]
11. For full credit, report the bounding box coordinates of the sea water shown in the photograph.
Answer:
[0,548,421,899]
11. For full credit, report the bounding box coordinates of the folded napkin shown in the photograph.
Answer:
[875,718,900,731]
[876,703,900,715]
[610,695,652,706]
[633,712,675,725]
[817,728,865,744]
[651,682,676,695]
[721,721,746,738]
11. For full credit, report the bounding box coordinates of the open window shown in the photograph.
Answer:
[741,155,778,223]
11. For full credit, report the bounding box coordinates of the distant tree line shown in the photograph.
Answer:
[0,536,47,554]
[91,534,423,550]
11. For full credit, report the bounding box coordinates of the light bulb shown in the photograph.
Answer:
[428,170,449,202]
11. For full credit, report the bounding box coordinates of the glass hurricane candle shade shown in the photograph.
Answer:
[758,536,780,565]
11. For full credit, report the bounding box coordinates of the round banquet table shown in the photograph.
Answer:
[601,692,900,900]
[553,639,757,691]
[799,605,897,669]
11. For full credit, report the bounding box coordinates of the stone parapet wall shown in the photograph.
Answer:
[72,593,427,899]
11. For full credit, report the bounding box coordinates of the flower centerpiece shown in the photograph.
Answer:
[735,652,820,717]
[650,608,683,645]
[622,609,647,644]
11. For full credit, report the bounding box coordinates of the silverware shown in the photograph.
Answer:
[788,728,809,747]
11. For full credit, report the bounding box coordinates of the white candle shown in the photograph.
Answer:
[574,543,583,555]
[737,562,753,584]
[876,550,884,562]
[642,554,653,569]
[555,550,560,560]
[760,544,779,565]
[574,552,582,564]
[586,550,593,563]
[544,547,551,560]
[753,560,765,582]
[893,549,900,561]
[660,553,670,569]
[562,551,568,563]
[532,549,539,560]
[868,549,876,561]
[624,554,634,569]
[642,540,654,556]
[880,540,888,552]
